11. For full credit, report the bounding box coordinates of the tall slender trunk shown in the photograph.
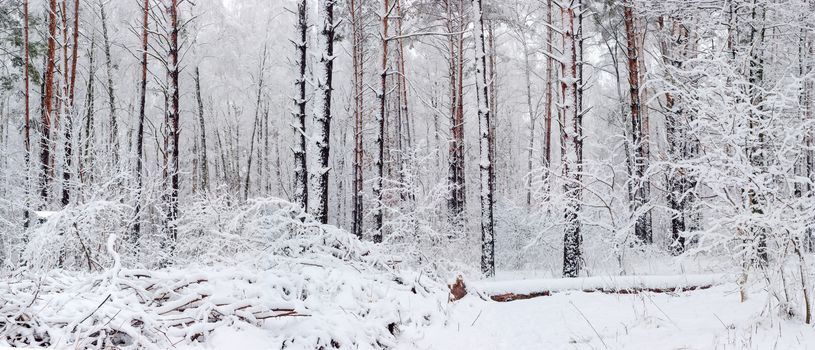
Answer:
[374,0,390,242]
[661,18,691,255]
[81,37,95,187]
[747,0,768,265]
[165,0,181,253]
[522,38,536,208]
[23,0,31,228]
[61,0,80,207]
[307,0,336,224]
[99,0,118,168]
[40,0,58,205]
[446,0,466,226]
[132,0,149,243]
[544,0,553,171]
[194,68,209,192]
[623,0,652,243]
[350,0,364,239]
[487,20,497,203]
[473,0,494,277]
[244,46,267,200]
[561,0,584,278]
[293,0,308,209]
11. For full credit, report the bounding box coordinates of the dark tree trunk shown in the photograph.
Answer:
[244,46,267,200]
[23,0,31,228]
[132,0,149,243]
[165,0,180,253]
[293,0,308,209]
[195,68,210,192]
[99,0,118,168]
[623,0,652,244]
[350,0,364,239]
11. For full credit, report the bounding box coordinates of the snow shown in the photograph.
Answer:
[400,283,815,350]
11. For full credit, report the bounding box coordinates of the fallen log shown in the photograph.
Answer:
[468,274,725,302]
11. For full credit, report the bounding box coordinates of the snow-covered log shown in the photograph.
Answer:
[470,274,726,302]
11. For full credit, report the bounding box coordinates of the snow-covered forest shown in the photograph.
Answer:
[1,0,815,348]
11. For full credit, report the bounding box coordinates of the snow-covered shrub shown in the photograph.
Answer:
[22,200,131,271]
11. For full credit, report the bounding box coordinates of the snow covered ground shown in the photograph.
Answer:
[400,283,814,350]
[4,268,812,349]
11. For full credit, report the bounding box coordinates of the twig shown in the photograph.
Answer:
[470,309,483,327]
[570,301,609,349]
[76,294,112,327]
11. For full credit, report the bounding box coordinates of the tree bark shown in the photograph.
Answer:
[60,0,80,207]
[165,0,181,253]
[293,0,308,209]
[623,0,652,244]
[23,0,31,228]
[195,68,210,192]
[40,0,58,205]
[374,0,390,242]
[307,0,336,224]
[99,0,118,168]
[350,0,364,239]
[244,46,267,200]
[561,0,584,278]
[473,0,494,277]
[132,0,149,243]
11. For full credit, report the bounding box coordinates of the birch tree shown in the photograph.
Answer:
[473,0,494,277]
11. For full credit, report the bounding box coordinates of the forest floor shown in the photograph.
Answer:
[398,279,815,350]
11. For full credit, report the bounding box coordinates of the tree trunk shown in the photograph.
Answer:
[544,0,554,171]
[307,0,336,224]
[40,0,58,205]
[293,0,308,209]
[165,0,181,254]
[244,46,267,200]
[132,0,149,243]
[446,0,466,227]
[60,0,80,207]
[623,0,652,244]
[194,68,210,192]
[374,0,390,242]
[99,0,118,169]
[561,0,584,278]
[81,37,95,188]
[23,0,31,228]
[473,0,494,277]
[350,0,364,239]
[522,37,536,209]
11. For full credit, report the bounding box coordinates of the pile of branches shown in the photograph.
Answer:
[2,210,446,349]
[1,269,306,349]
